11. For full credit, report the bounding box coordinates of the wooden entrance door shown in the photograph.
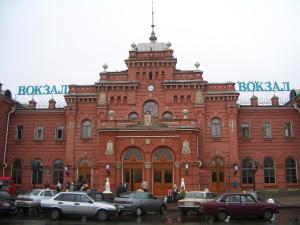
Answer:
[211,157,225,193]
[78,159,92,189]
[124,169,142,191]
[152,148,174,196]
[153,163,173,196]
[122,148,144,191]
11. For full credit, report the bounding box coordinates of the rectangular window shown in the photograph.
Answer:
[16,126,23,140]
[34,126,44,140]
[284,123,293,137]
[241,123,250,138]
[263,122,272,138]
[55,125,64,140]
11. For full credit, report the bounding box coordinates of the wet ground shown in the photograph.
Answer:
[0,208,299,225]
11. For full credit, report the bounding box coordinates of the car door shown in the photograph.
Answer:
[224,194,242,216]
[73,193,94,216]
[56,193,76,215]
[241,194,261,216]
[146,193,160,211]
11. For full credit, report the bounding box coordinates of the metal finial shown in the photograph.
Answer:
[103,63,108,72]
[194,62,200,70]
[149,1,157,42]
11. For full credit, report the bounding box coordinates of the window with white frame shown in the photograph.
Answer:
[241,123,250,138]
[286,158,297,183]
[16,126,24,140]
[263,122,272,138]
[81,120,92,138]
[284,123,293,137]
[34,126,44,140]
[55,125,64,140]
[211,118,222,137]
[264,157,275,183]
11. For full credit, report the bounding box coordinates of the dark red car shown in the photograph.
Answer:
[200,192,279,221]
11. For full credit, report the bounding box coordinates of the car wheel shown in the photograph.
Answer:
[136,207,143,217]
[263,209,273,220]
[50,209,61,220]
[96,209,108,221]
[160,205,166,215]
[217,211,228,221]
[28,207,38,217]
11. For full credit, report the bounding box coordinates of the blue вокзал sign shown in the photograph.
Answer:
[16,81,291,95]
[236,81,291,92]
[17,85,69,95]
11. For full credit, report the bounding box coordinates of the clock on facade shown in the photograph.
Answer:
[147,84,155,92]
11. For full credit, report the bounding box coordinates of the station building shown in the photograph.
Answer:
[1,29,300,195]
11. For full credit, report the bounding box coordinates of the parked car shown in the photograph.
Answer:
[0,191,16,214]
[178,191,214,215]
[40,191,117,221]
[15,189,57,215]
[114,191,167,216]
[200,192,279,221]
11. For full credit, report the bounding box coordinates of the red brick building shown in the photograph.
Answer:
[1,32,300,195]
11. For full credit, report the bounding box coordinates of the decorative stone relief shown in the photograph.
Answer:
[105,140,114,155]
[195,91,204,104]
[182,109,189,119]
[116,161,122,169]
[182,140,191,155]
[144,161,152,169]
[145,138,151,145]
[108,110,115,120]
[98,92,106,105]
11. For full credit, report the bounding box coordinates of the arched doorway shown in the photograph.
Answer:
[78,159,92,188]
[152,147,173,196]
[123,148,144,191]
[211,157,225,193]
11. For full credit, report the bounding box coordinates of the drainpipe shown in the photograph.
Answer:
[2,107,15,176]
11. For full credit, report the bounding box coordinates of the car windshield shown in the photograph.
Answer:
[0,191,12,200]
[25,189,41,196]
[185,192,205,199]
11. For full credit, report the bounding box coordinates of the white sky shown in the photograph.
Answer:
[1,0,299,105]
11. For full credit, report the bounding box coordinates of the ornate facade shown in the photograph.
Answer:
[1,33,300,195]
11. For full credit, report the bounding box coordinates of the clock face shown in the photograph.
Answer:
[147,84,155,92]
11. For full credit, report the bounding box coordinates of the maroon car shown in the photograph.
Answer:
[200,192,279,221]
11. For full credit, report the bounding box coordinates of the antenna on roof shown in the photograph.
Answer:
[149,1,157,43]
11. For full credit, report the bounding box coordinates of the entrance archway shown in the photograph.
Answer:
[211,157,225,193]
[78,158,92,188]
[152,147,173,196]
[123,148,144,191]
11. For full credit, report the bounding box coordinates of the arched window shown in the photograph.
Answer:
[286,158,297,183]
[241,159,253,184]
[162,111,173,120]
[143,101,158,117]
[31,159,43,185]
[264,157,275,183]
[53,160,64,185]
[128,112,139,120]
[211,118,222,137]
[153,148,173,161]
[12,159,22,184]
[82,120,92,138]
[123,148,144,161]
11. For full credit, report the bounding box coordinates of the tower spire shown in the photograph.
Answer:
[149,1,157,42]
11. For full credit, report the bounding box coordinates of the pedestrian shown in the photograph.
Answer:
[69,182,75,192]
[45,181,50,189]
[116,183,126,195]
[142,180,149,192]
[56,180,62,192]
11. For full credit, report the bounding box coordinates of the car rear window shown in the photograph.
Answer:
[185,192,205,199]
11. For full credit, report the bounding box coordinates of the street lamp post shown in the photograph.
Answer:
[251,160,259,191]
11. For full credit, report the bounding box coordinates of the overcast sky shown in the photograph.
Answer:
[1,0,299,105]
